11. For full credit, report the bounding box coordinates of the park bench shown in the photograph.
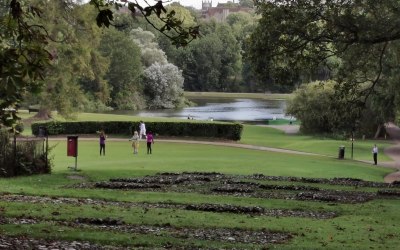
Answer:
[28,106,39,113]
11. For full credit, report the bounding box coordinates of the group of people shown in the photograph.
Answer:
[98,123,381,164]
[97,121,154,156]
[129,121,154,155]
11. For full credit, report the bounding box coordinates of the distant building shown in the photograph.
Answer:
[201,0,253,21]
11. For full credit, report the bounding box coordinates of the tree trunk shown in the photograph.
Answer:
[34,108,52,120]
[374,124,382,139]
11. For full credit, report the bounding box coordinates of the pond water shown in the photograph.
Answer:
[107,98,288,122]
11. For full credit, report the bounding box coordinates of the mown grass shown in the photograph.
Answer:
[3,111,398,249]
[21,111,392,162]
[241,125,393,162]
[0,140,398,249]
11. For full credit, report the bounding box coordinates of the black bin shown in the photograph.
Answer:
[338,146,345,159]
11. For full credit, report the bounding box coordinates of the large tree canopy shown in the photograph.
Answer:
[250,0,400,96]
[249,0,400,130]
[1,0,199,129]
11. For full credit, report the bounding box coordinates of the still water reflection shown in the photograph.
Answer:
[107,98,287,122]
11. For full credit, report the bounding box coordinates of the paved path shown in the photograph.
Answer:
[381,123,400,183]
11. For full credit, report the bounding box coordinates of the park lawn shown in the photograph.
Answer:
[0,140,399,249]
[0,197,399,250]
[52,140,391,181]
[1,141,391,195]
[21,112,394,163]
[241,125,393,162]
[0,140,392,197]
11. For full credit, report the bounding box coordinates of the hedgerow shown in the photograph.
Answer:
[31,121,243,141]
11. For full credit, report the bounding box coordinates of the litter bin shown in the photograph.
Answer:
[67,135,78,157]
[338,146,345,159]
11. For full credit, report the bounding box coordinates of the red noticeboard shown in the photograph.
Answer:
[67,136,78,157]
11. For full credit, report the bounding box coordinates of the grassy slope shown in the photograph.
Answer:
[6,111,398,249]
[241,125,393,161]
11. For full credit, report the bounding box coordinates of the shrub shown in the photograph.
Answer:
[32,121,243,141]
[0,129,51,177]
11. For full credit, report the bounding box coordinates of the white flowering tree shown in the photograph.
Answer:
[142,63,185,109]
[130,28,186,109]
[130,28,168,67]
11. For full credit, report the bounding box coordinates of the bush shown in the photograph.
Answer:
[32,121,243,141]
[0,129,51,177]
[287,80,386,138]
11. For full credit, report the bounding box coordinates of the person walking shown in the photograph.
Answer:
[139,121,146,140]
[98,130,106,156]
[372,144,378,165]
[129,131,140,154]
[146,131,154,154]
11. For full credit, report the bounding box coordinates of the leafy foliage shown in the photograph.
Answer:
[251,0,400,92]
[99,28,143,110]
[2,0,201,128]
[0,0,50,130]
[250,0,400,128]
[142,63,185,109]
[0,129,51,177]
[287,81,385,137]
[32,121,243,140]
[89,0,200,47]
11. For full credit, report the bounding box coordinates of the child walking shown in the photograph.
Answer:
[146,131,154,154]
[129,131,140,154]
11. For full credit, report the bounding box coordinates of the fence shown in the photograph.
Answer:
[0,129,50,177]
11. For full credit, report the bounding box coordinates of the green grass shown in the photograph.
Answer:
[241,125,393,162]
[21,112,392,162]
[266,118,300,125]
[5,111,398,249]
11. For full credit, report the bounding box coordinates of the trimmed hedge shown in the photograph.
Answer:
[31,121,243,141]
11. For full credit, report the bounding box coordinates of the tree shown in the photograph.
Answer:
[90,0,199,47]
[177,34,223,91]
[286,81,356,136]
[215,23,242,91]
[99,28,143,110]
[239,0,254,8]
[287,80,388,138]
[1,0,50,130]
[251,0,400,90]
[130,28,167,67]
[1,0,199,128]
[30,0,110,119]
[130,27,186,109]
[250,0,400,126]
[142,63,185,109]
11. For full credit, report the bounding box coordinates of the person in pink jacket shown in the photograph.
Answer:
[146,131,154,154]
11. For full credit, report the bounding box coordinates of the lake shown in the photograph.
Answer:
[107,98,288,122]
